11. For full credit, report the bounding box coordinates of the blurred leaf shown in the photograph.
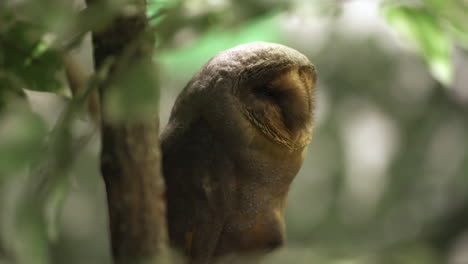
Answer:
[33,71,101,241]
[147,0,181,25]
[0,108,47,175]
[14,205,50,264]
[13,0,75,36]
[0,73,27,110]
[0,74,98,259]
[0,173,50,264]
[74,0,128,36]
[446,21,468,48]
[104,58,160,121]
[159,12,282,79]
[424,0,468,47]
[383,5,453,86]
[44,179,69,241]
[0,18,64,93]
[20,48,64,93]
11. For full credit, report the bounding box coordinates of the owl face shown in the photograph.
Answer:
[206,49,317,260]
[236,65,316,151]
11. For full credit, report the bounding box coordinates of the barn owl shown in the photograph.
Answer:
[161,41,316,264]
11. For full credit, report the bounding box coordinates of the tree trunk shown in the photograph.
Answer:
[85,0,168,263]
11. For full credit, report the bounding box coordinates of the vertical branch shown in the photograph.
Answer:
[85,0,168,263]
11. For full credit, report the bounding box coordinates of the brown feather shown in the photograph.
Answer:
[161,42,317,264]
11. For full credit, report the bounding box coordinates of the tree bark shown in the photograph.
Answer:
[85,0,168,263]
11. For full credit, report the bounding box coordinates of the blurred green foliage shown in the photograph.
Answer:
[103,57,161,121]
[385,5,452,85]
[0,108,47,175]
[159,12,281,76]
[1,0,468,264]
[0,17,63,93]
[383,0,468,85]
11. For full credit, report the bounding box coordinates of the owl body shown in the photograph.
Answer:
[161,42,316,263]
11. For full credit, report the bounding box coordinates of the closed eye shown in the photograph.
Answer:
[254,85,282,100]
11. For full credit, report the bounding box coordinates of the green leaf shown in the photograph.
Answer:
[103,58,160,121]
[0,73,28,110]
[0,108,48,175]
[446,20,468,48]
[159,12,282,80]
[44,179,69,241]
[0,173,51,264]
[0,18,64,93]
[147,0,181,22]
[14,0,75,36]
[14,204,50,264]
[73,0,128,35]
[21,48,64,93]
[424,0,468,48]
[383,5,453,86]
